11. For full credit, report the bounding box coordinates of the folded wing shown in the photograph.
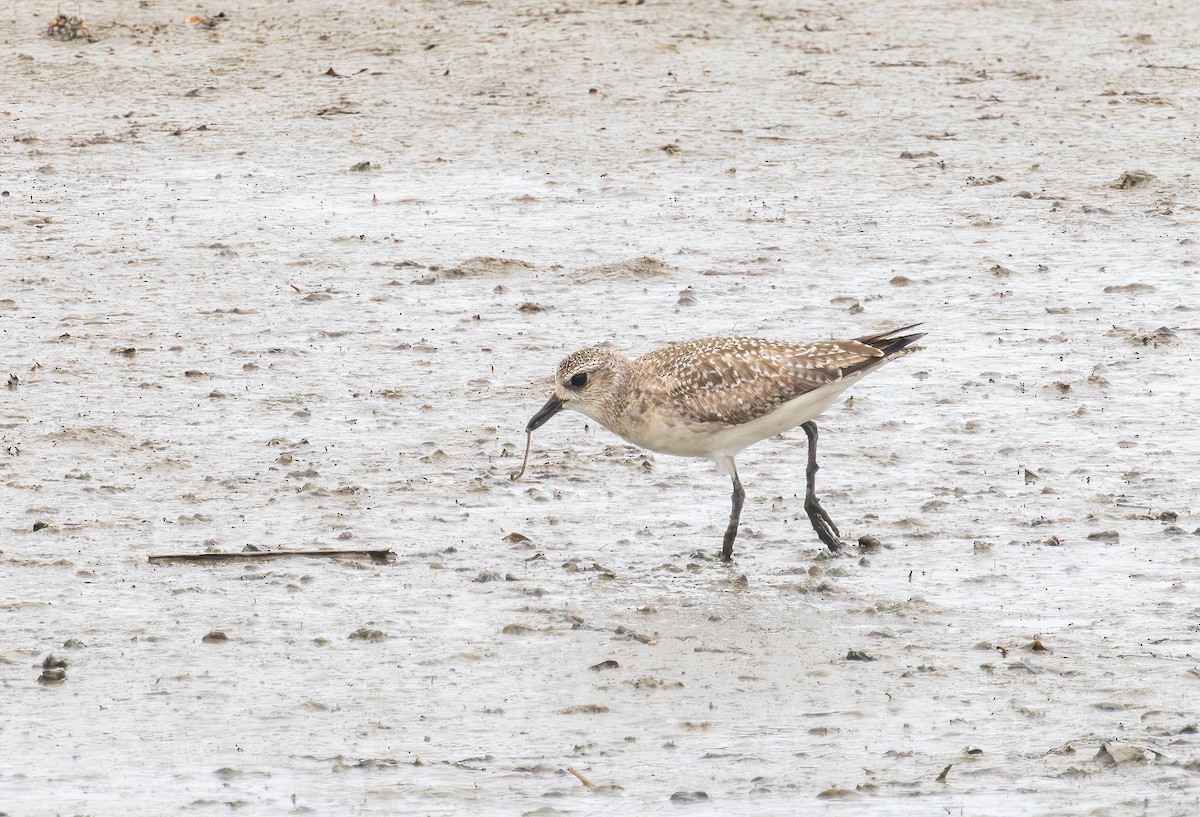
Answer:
[634,337,882,427]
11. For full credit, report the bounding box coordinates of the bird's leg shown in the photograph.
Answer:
[802,421,843,552]
[721,462,745,562]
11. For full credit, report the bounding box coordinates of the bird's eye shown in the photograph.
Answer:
[570,372,588,388]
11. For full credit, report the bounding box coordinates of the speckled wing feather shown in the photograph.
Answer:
[632,337,885,427]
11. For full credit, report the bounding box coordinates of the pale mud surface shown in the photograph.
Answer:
[2,0,1199,814]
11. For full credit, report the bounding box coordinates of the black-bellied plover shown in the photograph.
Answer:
[515,324,925,561]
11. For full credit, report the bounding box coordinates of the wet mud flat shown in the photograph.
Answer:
[2,0,1199,814]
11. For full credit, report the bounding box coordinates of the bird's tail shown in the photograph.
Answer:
[855,322,926,358]
[839,323,926,377]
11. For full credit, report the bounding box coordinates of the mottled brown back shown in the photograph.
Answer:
[631,330,920,427]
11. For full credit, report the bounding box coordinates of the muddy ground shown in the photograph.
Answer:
[2,0,1199,814]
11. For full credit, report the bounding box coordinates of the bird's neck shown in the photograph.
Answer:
[596,358,635,429]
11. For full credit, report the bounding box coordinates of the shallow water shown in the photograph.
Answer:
[2,0,1199,814]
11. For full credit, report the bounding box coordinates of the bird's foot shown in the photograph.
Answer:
[804,499,843,553]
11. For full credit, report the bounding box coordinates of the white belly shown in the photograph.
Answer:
[619,374,865,461]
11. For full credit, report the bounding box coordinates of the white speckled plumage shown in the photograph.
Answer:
[524,324,925,560]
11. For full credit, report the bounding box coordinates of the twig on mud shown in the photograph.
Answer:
[148,548,395,564]
[566,766,597,789]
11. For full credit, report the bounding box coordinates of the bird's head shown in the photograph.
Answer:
[526,345,629,431]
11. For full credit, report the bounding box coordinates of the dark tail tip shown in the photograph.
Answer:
[857,323,926,358]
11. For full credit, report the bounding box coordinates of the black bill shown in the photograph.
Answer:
[526,394,564,432]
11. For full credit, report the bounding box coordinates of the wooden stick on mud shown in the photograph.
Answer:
[148,548,395,564]
[566,766,596,789]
